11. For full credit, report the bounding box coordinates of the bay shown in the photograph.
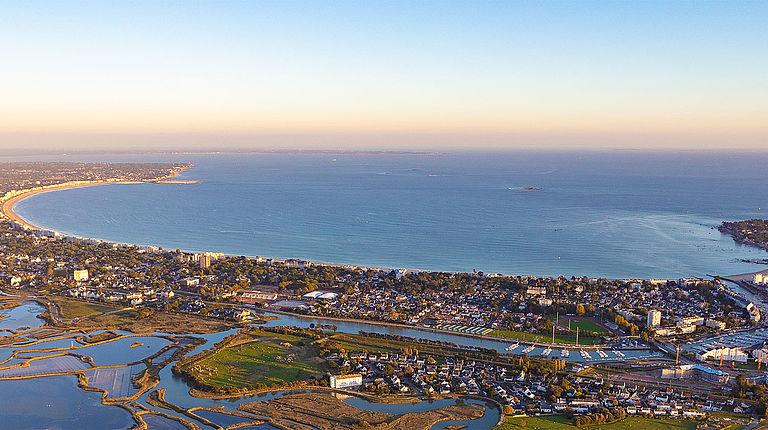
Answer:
[12,151,768,278]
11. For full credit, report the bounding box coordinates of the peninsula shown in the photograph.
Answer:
[719,219,768,252]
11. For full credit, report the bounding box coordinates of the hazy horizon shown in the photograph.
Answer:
[2,131,768,155]
[1,0,766,152]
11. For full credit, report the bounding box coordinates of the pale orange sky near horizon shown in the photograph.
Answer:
[1,1,766,151]
[2,131,766,154]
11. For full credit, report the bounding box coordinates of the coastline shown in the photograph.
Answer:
[0,178,422,274]
[0,167,193,232]
[2,181,127,230]
[1,167,764,282]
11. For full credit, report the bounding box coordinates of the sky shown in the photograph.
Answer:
[1,0,767,152]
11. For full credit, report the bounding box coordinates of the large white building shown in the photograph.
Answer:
[73,269,89,282]
[303,291,339,300]
[696,347,748,364]
[647,310,662,328]
[329,374,363,389]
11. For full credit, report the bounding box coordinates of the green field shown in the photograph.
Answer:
[489,329,600,345]
[497,415,698,430]
[188,330,325,389]
[52,297,119,320]
[556,318,608,334]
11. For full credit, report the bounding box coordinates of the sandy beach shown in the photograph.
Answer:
[0,163,193,231]
[1,181,122,230]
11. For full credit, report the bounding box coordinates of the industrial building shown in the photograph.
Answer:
[661,365,730,383]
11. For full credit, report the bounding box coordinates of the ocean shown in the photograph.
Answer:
[11,150,768,278]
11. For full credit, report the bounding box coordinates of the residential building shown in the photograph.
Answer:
[647,310,661,328]
[329,374,363,389]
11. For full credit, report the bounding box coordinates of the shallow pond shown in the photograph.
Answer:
[77,335,171,366]
[0,375,134,429]
[0,301,46,332]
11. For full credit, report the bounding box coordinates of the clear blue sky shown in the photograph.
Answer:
[1,0,766,151]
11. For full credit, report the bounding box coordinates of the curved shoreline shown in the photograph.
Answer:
[1,166,193,232]
[1,181,132,230]
[0,178,423,274]
[3,173,758,280]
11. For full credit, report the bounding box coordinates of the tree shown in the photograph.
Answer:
[137,308,153,319]
[576,304,586,316]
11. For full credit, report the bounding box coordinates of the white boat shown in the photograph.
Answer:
[541,347,552,356]
[522,345,535,354]
[580,349,592,360]
[561,349,570,357]
[505,342,520,351]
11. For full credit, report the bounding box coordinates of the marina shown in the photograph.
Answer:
[261,312,663,363]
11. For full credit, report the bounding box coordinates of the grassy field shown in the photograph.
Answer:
[51,297,118,320]
[51,296,230,334]
[489,329,600,345]
[187,330,325,389]
[497,415,698,430]
[556,318,608,334]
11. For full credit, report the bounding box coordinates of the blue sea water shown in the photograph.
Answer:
[11,151,768,278]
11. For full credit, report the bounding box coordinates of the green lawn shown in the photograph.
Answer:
[498,415,698,430]
[497,414,575,429]
[190,332,324,389]
[489,329,601,345]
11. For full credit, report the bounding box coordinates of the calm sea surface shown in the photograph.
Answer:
[12,151,768,278]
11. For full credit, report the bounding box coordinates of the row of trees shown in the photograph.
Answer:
[573,407,627,427]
